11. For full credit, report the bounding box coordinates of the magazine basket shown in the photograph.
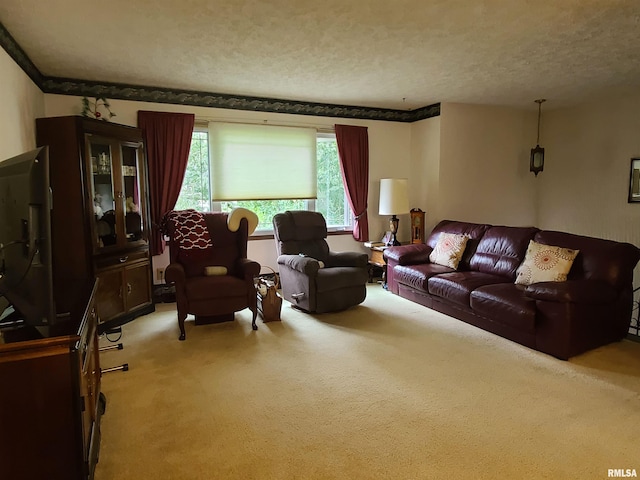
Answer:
[256,266,282,322]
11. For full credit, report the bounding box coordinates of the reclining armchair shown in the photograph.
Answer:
[163,210,260,340]
[273,210,369,313]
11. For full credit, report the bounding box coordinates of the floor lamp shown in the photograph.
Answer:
[379,178,409,246]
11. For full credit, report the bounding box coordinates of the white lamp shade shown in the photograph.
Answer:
[379,178,409,215]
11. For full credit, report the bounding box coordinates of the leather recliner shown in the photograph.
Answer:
[273,210,369,313]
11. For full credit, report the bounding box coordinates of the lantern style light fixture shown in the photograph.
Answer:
[379,178,409,246]
[530,99,547,176]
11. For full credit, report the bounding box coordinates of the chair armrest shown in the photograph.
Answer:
[326,251,368,268]
[165,262,186,285]
[237,258,261,279]
[384,244,433,265]
[277,254,320,276]
[524,280,617,304]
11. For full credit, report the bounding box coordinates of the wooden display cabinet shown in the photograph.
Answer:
[36,116,155,331]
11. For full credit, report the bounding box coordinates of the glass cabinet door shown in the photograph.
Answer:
[121,144,146,244]
[88,139,117,249]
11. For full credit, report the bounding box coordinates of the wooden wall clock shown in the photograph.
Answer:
[410,208,425,244]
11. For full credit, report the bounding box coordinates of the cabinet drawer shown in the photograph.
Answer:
[370,249,386,266]
[95,258,152,323]
[94,249,148,270]
[95,269,126,322]
[125,262,152,311]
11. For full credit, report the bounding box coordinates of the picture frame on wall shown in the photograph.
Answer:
[628,158,640,203]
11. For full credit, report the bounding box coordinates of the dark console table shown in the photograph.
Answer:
[0,280,103,480]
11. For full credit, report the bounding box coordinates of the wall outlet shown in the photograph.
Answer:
[156,268,165,282]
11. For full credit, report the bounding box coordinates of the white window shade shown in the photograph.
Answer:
[209,122,317,201]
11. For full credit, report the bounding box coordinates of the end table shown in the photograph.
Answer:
[367,245,388,288]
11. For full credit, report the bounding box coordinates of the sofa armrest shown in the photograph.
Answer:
[524,280,617,304]
[237,258,261,280]
[326,251,368,268]
[165,262,186,285]
[277,254,320,276]
[383,244,433,265]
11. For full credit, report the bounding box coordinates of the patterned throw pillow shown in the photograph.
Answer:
[429,233,469,269]
[515,240,579,285]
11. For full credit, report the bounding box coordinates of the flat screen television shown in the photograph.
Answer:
[0,146,56,336]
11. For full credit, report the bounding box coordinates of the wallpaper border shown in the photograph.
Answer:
[0,21,43,87]
[1,22,439,123]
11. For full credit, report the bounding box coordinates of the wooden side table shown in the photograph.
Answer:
[367,246,388,286]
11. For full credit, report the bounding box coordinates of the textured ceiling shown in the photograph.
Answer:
[1,0,640,111]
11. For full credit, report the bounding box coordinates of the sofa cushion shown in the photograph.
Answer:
[186,275,248,300]
[535,230,640,290]
[394,263,454,291]
[316,266,369,293]
[515,240,579,285]
[429,233,469,269]
[470,284,537,333]
[177,247,216,276]
[426,220,491,270]
[524,279,617,304]
[469,226,539,279]
[427,272,508,308]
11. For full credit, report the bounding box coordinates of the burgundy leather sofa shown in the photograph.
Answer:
[384,220,640,359]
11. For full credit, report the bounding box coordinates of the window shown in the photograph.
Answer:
[316,133,350,228]
[175,125,352,233]
[210,123,317,201]
[174,130,210,212]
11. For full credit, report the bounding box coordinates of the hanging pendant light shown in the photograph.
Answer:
[530,99,546,176]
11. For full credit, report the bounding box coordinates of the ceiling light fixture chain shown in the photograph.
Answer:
[535,98,546,145]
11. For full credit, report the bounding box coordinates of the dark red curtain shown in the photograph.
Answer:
[335,124,369,241]
[138,111,195,255]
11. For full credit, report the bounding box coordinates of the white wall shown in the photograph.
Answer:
[0,48,44,160]
[44,94,415,276]
[539,93,640,286]
[539,93,640,242]
[437,103,537,227]
[410,115,441,233]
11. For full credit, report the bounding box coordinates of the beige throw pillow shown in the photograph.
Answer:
[204,266,228,276]
[515,240,579,285]
[429,233,469,269]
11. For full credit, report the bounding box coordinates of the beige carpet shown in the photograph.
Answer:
[95,285,640,480]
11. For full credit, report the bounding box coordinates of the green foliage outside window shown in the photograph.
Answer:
[221,199,306,231]
[175,131,210,212]
[316,138,347,227]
